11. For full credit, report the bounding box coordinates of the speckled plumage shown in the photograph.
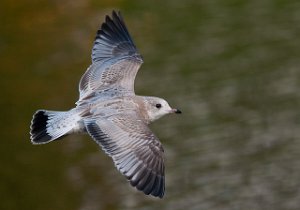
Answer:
[30,11,181,198]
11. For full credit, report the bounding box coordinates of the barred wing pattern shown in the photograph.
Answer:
[78,11,143,100]
[84,113,165,198]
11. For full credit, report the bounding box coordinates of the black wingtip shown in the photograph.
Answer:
[112,10,121,19]
[92,10,140,63]
[112,10,118,17]
[130,169,165,198]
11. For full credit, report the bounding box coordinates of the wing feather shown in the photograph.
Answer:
[78,11,143,101]
[84,114,165,198]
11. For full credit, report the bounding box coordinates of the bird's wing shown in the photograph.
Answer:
[84,112,165,198]
[78,11,143,100]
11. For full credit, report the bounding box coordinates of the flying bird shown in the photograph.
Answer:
[30,11,181,198]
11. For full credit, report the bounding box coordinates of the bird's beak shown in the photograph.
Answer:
[171,108,182,114]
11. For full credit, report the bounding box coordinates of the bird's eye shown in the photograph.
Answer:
[155,103,162,108]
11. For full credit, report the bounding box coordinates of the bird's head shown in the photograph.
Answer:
[143,96,181,122]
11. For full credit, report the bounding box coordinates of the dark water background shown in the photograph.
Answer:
[1,0,300,209]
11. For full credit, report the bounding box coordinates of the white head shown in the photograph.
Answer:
[143,96,181,122]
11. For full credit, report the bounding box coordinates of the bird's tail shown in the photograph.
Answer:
[30,109,81,144]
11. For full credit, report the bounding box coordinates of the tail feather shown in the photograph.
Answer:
[30,110,53,144]
[30,109,80,144]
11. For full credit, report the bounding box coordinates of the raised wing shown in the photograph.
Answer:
[84,113,165,198]
[78,11,143,100]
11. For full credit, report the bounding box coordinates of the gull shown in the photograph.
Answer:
[30,11,181,198]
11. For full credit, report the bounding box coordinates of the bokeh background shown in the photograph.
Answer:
[1,0,300,210]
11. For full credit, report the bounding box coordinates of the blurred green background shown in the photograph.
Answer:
[1,0,300,209]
